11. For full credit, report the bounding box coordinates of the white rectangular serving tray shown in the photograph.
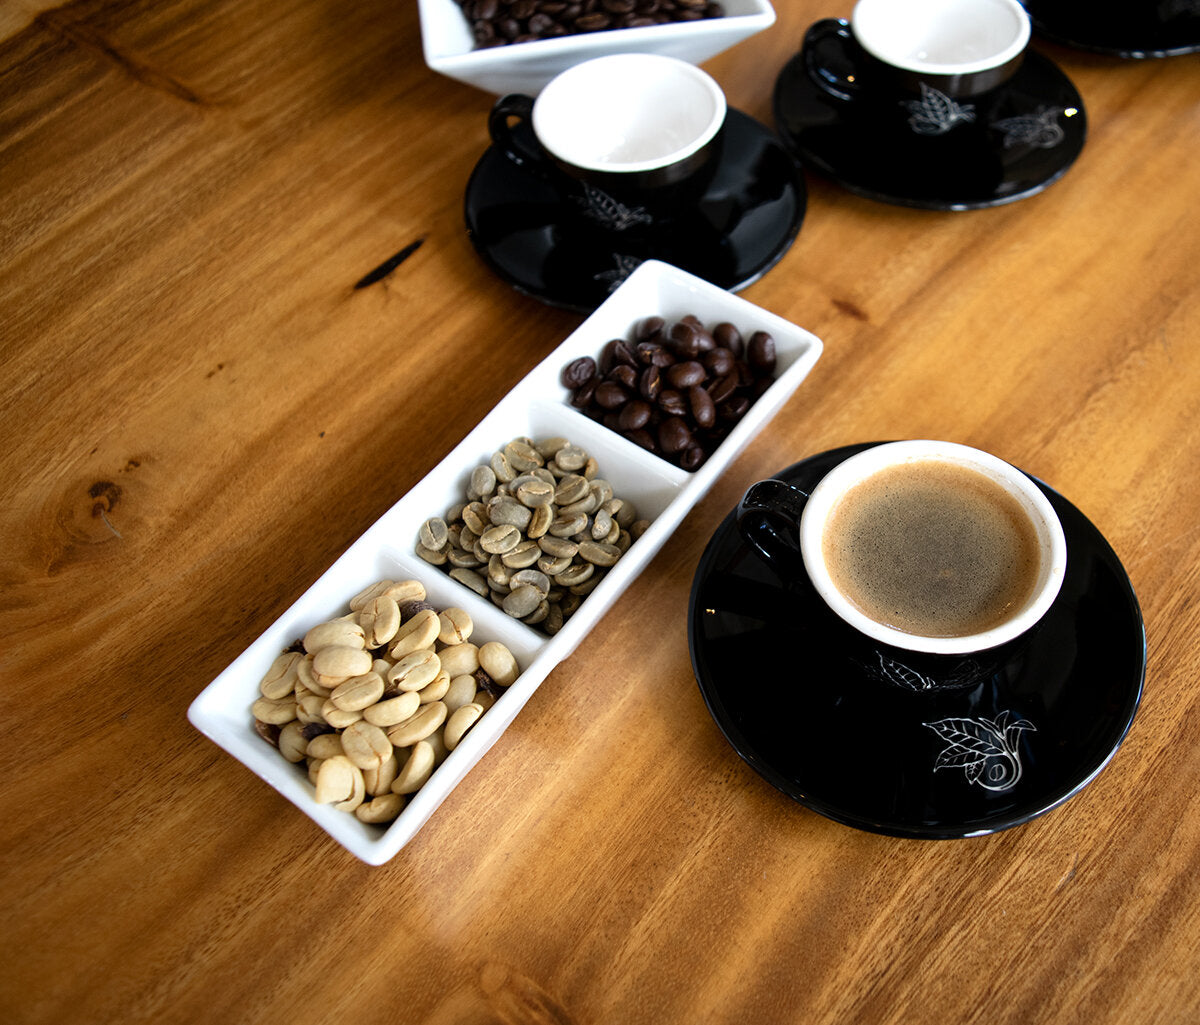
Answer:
[188,260,823,864]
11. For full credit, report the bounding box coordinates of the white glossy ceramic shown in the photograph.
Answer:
[798,440,1067,655]
[852,0,1030,75]
[418,0,776,96]
[188,260,823,864]
[532,54,725,173]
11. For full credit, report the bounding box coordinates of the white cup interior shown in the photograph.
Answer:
[798,441,1067,655]
[851,0,1031,75]
[531,53,726,174]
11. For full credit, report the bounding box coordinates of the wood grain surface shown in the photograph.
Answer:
[3,2,1199,1023]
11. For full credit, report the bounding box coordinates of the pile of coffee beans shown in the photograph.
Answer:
[562,314,777,471]
[417,436,649,635]
[459,0,726,49]
[251,578,520,826]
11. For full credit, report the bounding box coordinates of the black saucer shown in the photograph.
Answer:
[463,109,806,313]
[773,41,1087,210]
[688,443,1145,839]
[1024,0,1200,58]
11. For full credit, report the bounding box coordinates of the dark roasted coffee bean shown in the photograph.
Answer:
[657,416,693,454]
[639,364,663,402]
[600,337,637,372]
[622,427,657,452]
[460,0,723,47]
[559,310,775,473]
[702,347,734,376]
[667,321,702,358]
[618,399,652,431]
[718,395,751,422]
[688,384,716,428]
[636,315,665,340]
[679,445,706,471]
[635,341,673,366]
[747,331,777,373]
[712,321,743,354]
[593,380,629,409]
[665,360,705,389]
[570,381,595,408]
[705,370,738,405]
[658,388,687,417]
[607,363,637,390]
[561,355,597,389]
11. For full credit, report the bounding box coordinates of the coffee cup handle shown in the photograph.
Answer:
[488,94,553,177]
[802,18,866,103]
[736,479,810,578]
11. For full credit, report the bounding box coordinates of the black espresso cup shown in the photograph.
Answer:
[803,0,1032,109]
[487,52,727,229]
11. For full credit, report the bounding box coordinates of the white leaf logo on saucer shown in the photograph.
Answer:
[593,254,643,293]
[902,83,976,135]
[992,107,1067,149]
[863,650,986,692]
[925,711,1036,791]
[574,183,653,231]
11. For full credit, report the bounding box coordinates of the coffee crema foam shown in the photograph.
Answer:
[822,460,1042,639]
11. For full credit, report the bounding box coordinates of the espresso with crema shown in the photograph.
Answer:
[822,460,1042,638]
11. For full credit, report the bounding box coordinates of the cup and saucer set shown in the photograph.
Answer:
[773,0,1088,209]
[689,442,1146,838]
[465,53,806,313]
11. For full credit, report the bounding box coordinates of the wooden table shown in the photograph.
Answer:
[4,2,1199,1022]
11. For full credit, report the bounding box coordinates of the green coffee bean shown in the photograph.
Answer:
[418,517,449,551]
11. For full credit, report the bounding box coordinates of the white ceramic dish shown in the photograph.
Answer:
[418,0,776,96]
[187,260,823,864]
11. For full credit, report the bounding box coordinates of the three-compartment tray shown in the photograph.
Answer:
[187,260,823,864]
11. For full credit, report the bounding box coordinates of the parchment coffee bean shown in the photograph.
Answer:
[363,690,421,727]
[386,701,447,748]
[331,671,386,711]
[438,607,473,645]
[355,793,405,824]
[358,596,401,647]
[259,651,303,700]
[340,720,393,771]
[387,650,442,692]
[312,645,372,682]
[303,620,366,654]
[444,703,484,751]
[392,741,435,795]
[315,756,364,810]
[479,641,519,686]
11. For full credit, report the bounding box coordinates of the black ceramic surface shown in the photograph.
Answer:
[773,40,1087,210]
[1023,0,1200,58]
[688,444,1145,839]
[464,109,806,313]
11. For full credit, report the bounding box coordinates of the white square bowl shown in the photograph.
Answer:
[419,0,776,96]
[188,260,822,864]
